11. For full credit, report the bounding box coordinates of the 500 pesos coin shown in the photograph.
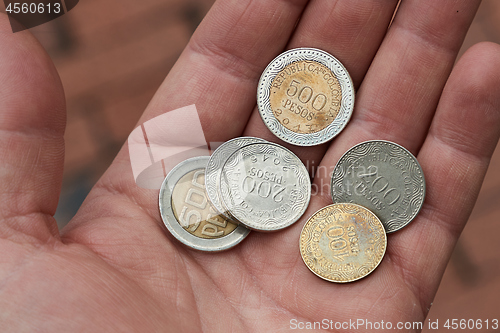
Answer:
[257,48,354,146]
[159,156,249,251]
[300,203,387,283]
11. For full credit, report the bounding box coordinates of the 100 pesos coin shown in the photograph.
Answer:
[257,48,354,146]
[300,203,386,283]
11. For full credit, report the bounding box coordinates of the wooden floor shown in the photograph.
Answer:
[7,0,500,329]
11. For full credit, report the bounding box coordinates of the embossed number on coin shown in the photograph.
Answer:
[220,142,311,231]
[258,48,354,146]
[300,203,386,283]
[159,156,249,251]
[331,140,426,233]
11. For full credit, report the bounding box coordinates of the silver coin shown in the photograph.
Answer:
[159,156,250,251]
[205,137,266,218]
[331,140,426,233]
[219,142,311,231]
[257,47,354,146]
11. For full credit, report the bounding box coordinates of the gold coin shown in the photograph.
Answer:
[171,169,238,239]
[300,203,386,283]
[269,60,342,134]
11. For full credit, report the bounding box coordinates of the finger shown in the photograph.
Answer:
[243,0,400,162]
[135,0,309,143]
[78,0,311,207]
[0,14,66,242]
[347,0,482,153]
[63,0,309,230]
[389,42,500,310]
[287,0,401,88]
[234,41,500,323]
[314,0,482,200]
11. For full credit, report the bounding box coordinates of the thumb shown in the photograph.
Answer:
[0,13,66,243]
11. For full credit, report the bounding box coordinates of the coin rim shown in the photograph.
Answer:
[159,156,250,251]
[257,47,355,146]
[299,203,387,283]
[330,140,426,233]
[219,142,311,231]
[205,136,266,219]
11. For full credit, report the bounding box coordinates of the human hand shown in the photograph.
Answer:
[1,0,500,331]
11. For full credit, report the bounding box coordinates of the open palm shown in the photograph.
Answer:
[1,0,500,331]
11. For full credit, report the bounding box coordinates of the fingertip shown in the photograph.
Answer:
[432,41,500,159]
[461,40,500,61]
[454,41,500,107]
[0,12,66,136]
[0,12,12,32]
[458,41,500,117]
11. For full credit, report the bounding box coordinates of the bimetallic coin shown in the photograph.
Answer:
[205,137,266,218]
[257,48,354,146]
[331,140,426,233]
[300,203,387,283]
[219,142,311,231]
[159,156,249,251]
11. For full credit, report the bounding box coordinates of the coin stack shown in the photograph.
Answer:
[158,47,426,283]
[159,137,311,251]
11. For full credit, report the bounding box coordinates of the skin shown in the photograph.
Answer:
[1,0,500,331]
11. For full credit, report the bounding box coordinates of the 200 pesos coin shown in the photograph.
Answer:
[331,140,426,233]
[257,48,354,146]
[219,142,311,231]
[159,156,249,251]
[300,203,386,283]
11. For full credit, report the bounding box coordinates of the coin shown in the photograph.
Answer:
[331,140,426,233]
[257,48,354,146]
[219,142,311,231]
[159,156,250,251]
[205,137,266,218]
[300,203,387,283]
